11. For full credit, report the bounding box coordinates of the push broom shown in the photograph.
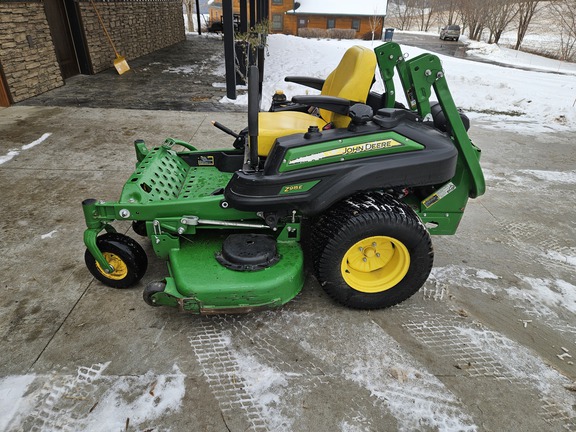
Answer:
[89,0,130,75]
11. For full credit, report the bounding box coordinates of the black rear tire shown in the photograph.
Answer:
[85,233,148,288]
[313,192,433,310]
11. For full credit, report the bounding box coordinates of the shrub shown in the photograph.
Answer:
[298,28,328,38]
[327,28,357,39]
[298,28,357,40]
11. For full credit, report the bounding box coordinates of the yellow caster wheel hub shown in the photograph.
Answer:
[96,252,129,280]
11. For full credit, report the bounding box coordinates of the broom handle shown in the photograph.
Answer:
[89,0,120,58]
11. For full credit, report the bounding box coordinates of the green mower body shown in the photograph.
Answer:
[82,42,485,314]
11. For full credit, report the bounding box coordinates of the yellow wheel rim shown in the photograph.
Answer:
[340,236,410,293]
[95,252,128,280]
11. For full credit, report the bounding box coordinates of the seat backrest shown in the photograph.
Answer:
[319,46,377,128]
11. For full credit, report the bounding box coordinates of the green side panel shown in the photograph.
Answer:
[405,155,473,235]
[280,132,424,173]
[163,233,304,312]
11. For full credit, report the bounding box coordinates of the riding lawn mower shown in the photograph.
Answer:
[82,42,485,314]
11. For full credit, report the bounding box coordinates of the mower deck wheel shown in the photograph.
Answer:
[132,220,147,237]
[85,233,148,288]
[143,281,167,307]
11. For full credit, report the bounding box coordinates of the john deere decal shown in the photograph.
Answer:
[289,139,403,165]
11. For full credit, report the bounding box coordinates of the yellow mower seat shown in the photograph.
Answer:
[257,45,377,156]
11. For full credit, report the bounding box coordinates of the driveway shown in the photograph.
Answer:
[1,103,576,431]
[392,31,467,58]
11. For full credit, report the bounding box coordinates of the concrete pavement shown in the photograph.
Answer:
[1,104,576,431]
[17,35,244,112]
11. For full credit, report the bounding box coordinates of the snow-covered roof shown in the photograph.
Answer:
[287,0,387,16]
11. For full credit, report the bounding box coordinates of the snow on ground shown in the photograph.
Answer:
[218,33,576,134]
[0,132,51,165]
[0,363,186,431]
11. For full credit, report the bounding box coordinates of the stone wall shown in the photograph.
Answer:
[79,1,186,73]
[0,3,64,103]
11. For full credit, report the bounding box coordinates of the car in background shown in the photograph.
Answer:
[440,25,461,41]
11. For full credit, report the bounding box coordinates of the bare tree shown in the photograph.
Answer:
[514,0,542,49]
[414,0,441,32]
[183,0,195,33]
[459,0,490,40]
[442,0,460,25]
[485,0,519,44]
[389,0,415,30]
[551,0,576,61]
[369,9,383,42]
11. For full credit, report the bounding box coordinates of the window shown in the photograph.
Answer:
[272,0,283,4]
[272,14,283,31]
[327,18,335,29]
[351,19,360,31]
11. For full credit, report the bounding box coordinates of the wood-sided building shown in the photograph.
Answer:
[209,0,387,39]
[279,0,387,39]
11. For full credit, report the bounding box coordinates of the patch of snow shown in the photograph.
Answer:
[0,150,20,165]
[219,33,576,133]
[430,265,499,295]
[163,65,197,75]
[21,132,51,150]
[0,375,36,431]
[231,350,291,430]
[2,363,186,431]
[476,269,500,280]
[456,325,573,398]
[0,133,52,165]
[85,364,186,431]
[544,250,576,267]
[338,322,477,432]
[41,230,57,239]
[466,40,501,56]
[521,169,576,184]
[514,276,576,315]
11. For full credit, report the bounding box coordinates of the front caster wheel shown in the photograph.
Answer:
[85,233,148,288]
[314,193,433,310]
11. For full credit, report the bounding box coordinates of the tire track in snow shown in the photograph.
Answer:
[24,362,109,432]
[188,319,269,431]
[189,311,477,431]
[401,306,576,430]
[5,362,186,432]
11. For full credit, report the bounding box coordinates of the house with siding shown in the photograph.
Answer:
[208,0,387,39]
[0,0,185,106]
[272,0,387,39]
